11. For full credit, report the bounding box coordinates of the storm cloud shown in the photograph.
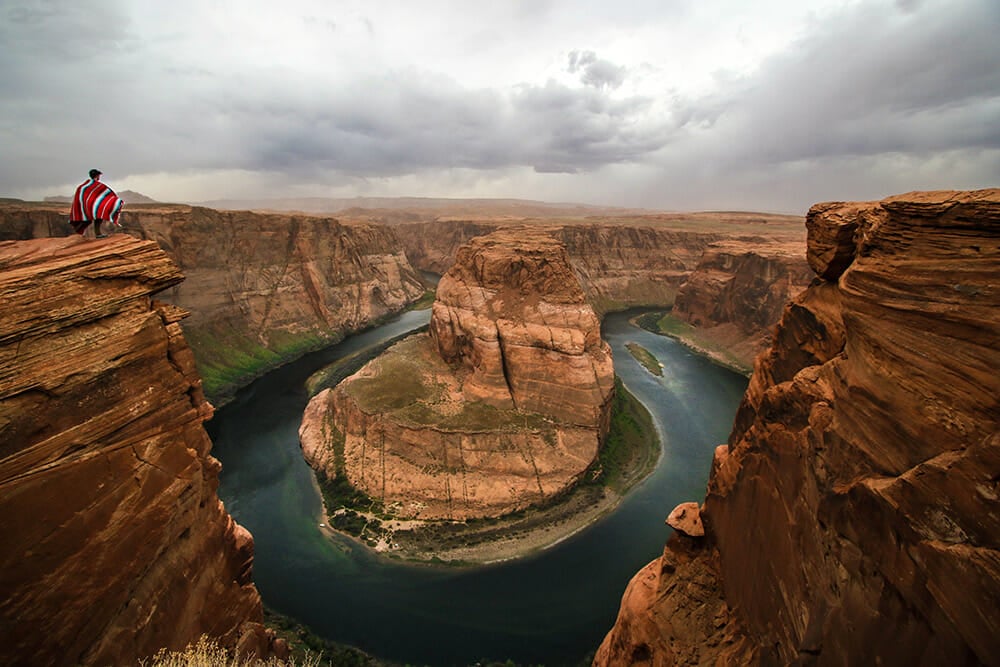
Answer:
[1,0,996,210]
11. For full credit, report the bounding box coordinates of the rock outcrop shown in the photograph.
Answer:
[0,236,269,665]
[596,190,1000,666]
[0,203,427,404]
[301,229,615,520]
[429,229,615,426]
[393,219,735,314]
[670,239,813,368]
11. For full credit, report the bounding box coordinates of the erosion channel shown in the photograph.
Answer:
[209,309,748,666]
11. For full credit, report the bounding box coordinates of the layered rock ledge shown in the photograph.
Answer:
[596,189,1000,666]
[301,229,615,520]
[0,202,427,405]
[0,236,269,664]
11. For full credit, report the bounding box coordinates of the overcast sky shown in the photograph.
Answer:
[2,0,998,212]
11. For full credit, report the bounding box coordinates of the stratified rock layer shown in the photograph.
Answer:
[0,203,427,404]
[394,219,733,313]
[130,206,426,403]
[429,229,614,427]
[302,229,615,520]
[596,190,1000,666]
[671,239,813,367]
[0,237,266,665]
[394,215,808,368]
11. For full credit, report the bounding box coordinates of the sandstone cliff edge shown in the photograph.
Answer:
[596,189,1000,666]
[0,236,273,664]
[0,203,427,405]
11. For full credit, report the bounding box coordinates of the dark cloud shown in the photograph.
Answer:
[236,75,665,178]
[567,50,597,73]
[567,50,627,89]
[667,0,1000,168]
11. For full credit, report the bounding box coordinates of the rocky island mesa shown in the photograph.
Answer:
[300,229,615,521]
[596,189,1000,666]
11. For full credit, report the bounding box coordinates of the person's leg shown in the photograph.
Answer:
[95,220,105,238]
[71,220,90,235]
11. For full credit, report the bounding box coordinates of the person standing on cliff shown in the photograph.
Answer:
[69,169,124,239]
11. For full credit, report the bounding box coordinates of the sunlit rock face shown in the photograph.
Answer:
[394,219,726,313]
[394,215,811,369]
[0,236,268,665]
[301,229,615,520]
[429,228,615,428]
[596,190,1000,666]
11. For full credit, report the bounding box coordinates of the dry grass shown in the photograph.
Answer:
[146,636,322,667]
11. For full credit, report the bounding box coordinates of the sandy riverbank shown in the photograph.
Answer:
[313,371,661,566]
[629,312,753,377]
[316,475,632,565]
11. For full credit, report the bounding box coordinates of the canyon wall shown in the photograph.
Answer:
[596,190,1000,666]
[670,239,813,367]
[394,219,727,313]
[0,236,272,665]
[301,229,615,520]
[394,217,807,366]
[429,229,615,426]
[0,203,427,404]
[1,203,803,401]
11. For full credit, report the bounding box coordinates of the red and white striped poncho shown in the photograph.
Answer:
[70,179,124,226]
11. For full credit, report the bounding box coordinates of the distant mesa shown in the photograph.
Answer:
[300,228,616,520]
[45,190,158,205]
[194,195,658,219]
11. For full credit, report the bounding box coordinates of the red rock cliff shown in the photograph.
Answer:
[596,190,1000,666]
[429,229,615,427]
[393,216,807,365]
[394,219,728,313]
[0,236,269,665]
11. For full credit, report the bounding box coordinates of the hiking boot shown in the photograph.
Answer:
[96,233,108,239]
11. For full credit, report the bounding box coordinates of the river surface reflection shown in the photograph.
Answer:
[210,310,747,666]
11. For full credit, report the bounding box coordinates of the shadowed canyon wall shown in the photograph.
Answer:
[0,236,272,665]
[595,190,1000,666]
[670,239,813,367]
[301,229,615,520]
[0,203,427,404]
